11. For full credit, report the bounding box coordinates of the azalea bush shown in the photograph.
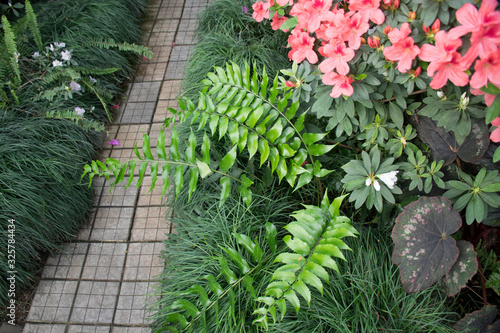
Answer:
[250,0,500,325]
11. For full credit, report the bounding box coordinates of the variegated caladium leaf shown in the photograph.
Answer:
[454,305,500,333]
[391,196,462,293]
[442,240,478,296]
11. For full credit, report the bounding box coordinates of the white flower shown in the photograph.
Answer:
[32,51,40,58]
[74,107,85,115]
[459,92,469,111]
[49,44,55,51]
[70,81,81,91]
[377,170,399,189]
[54,42,66,48]
[366,177,381,191]
[89,76,97,83]
[52,60,63,67]
[61,50,71,61]
[437,91,446,100]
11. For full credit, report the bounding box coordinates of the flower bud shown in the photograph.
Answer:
[431,19,440,33]
[367,36,381,48]
[285,80,296,88]
[383,25,393,35]
[392,0,400,9]
[408,11,416,21]
[360,37,367,44]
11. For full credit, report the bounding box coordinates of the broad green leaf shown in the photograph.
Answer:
[161,164,170,198]
[218,256,237,284]
[228,122,239,145]
[196,160,212,178]
[201,132,210,164]
[276,299,287,320]
[157,127,167,159]
[187,285,211,307]
[265,120,283,143]
[292,280,311,305]
[219,145,237,173]
[389,102,404,130]
[170,125,180,161]
[284,290,300,314]
[218,117,229,139]
[298,269,323,294]
[149,162,158,193]
[304,262,329,283]
[310,253,339,273]
[164,313,188,328]
[209,114,219,136]
[223,247,251,274]
[272,270,296,283]
[302,132,328,145]
[246,105,264,128]
[485,95,500,123]
[266,222,277,254]
[125,160,136,188]
[220,176,231,204]
[309,144,335,156]
[247,133,259,159]
[174,165,184,198]
[188,168,199,201]
[283,235,310,256]
[235,233,263,262]
[170,299,200,317]
[258,139,270,166]
[284,223,315,247]
[205,274,223,296]
[137,161,148,188]
[238,126,248,152]
[185,131,197,163]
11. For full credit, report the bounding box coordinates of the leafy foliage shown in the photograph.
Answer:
[152,192,356,332]
[454,305,500,333]
[84,62,336,206]
[443,168,500,225]
[253,194,358,329]
[391,196,477,295]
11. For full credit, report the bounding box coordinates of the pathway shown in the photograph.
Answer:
[22,0,204,331]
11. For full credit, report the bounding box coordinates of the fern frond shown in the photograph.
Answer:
[71,66,120,76]
[44,110,106,132]
[25,0,43,50]
[1,15,21,84]
[253,193,358,329]
[85,38,153,59]
[41,67,80,85]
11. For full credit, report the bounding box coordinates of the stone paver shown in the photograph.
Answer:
[23,0,203,330]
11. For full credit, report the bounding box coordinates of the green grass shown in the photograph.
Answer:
[149,181,300,333]
[181,0,290,100]
[271,228,458,333]
[0,113,101,309]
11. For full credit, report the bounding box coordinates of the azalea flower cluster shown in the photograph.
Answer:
[252,0,500,104]
[32,41,75,68]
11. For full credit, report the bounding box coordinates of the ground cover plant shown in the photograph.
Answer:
[87,0,500,330]
[0,0,150,317]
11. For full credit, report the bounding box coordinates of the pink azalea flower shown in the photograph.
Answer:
[108,139,121,146]
[348,0,385,25]
[490,117,500,142]
[276,0,293,6]
[327,11,369,49]
[322,71,354,97]
[419,30,469,89]
[448,0,500,65]
[319,41,355,75]
[383,23,420,73]
[288,28,319,63]
[471,88,497,106]
[252,1,271,22]
[271,11,289,31]
[289,0,335,32]
[470,50,500,88]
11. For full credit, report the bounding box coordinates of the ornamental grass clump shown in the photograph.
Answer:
[0,113,101,309]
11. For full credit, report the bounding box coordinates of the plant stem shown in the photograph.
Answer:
[477,261,488,305]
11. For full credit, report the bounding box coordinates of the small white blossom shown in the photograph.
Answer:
[61,50,71,61]
[459,92,470,111]
[70,81,81,91]
[377,171,399,189]
[54,42,66,48]
[366,178,381,191]
[32,51,40,58]
[89,76,97,83]
[74,107,85,115]
[437,91,446,99]
[52,59,63,67]
[49,44,55,51]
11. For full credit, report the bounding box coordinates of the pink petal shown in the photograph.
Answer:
[490,126,500,142]
[492,117,500,127]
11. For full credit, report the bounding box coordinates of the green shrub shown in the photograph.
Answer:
[0,113,101,308]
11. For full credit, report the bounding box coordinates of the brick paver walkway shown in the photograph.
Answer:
[23,0,204,331]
